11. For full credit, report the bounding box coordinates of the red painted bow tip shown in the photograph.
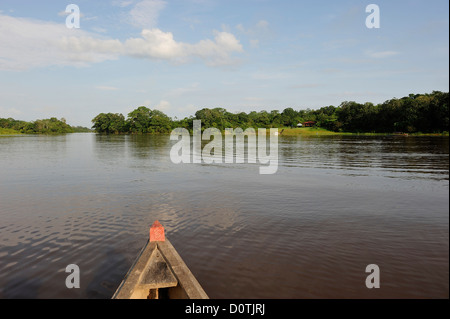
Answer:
[150,220,165,242]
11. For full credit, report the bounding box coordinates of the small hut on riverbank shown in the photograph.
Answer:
[303,121,316,127]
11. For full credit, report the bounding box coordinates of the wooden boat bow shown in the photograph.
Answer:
[112,221,209,299]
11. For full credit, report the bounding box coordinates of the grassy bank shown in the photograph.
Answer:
[0,128,21,135]
[279,127,345,136]
[278,127,449,136]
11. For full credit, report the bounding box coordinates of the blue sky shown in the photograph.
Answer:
[0,0,448,127]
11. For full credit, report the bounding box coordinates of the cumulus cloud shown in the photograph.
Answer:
[125,28,243,65]
[0,13,244,70]
[0,14,121,70]
[125,29,183,60]
[58,36,123,63]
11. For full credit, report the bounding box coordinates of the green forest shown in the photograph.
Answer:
[91,91,448,134]
[0,117,91,134]
[1,91,448,135]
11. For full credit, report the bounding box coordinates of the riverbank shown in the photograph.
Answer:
[2,126,448,137]
[279,127,343,136]
[278,127,449,136]
[0,128,92,135]
[0,128,21,135]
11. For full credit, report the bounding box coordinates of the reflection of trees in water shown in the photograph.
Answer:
[127,134,170,159]
[279,135,346,169]
[93,134,128,165]
[374,137,449,176]
[335,136,384,170]
[278,135,449,179]
[93,134,171,162]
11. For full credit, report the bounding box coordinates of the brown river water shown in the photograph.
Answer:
[0,133,448,298]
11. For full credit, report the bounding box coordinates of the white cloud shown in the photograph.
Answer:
[0,13,244,70]
[112,0,135,7]
[236,19,271,47]
[59,36,123,63]
[129,0,167,29]
[366,51,400,59]
[125,28,183,60]
[91,27,108,33]
[125,28,243,66]
[57,10,85,18]
[155,100,171,111]
[58,10,69,17]
[0,14,121,70]
[190,30,244,66]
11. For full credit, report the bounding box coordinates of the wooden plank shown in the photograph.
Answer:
[113,234,208,298]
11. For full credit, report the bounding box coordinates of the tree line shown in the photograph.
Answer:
[0,117,91,134]
[91,91,448,134]
[5,91,445,135]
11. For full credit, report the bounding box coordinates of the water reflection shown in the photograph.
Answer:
[93,134,128,164]
[127,134,170,159]
[0,133,448,298]
[279,136,449,181]
[92,134,173,172]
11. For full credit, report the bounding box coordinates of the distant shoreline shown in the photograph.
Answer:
[0,128,20,135]
[277,127,449,137]
[2,126,448,137]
